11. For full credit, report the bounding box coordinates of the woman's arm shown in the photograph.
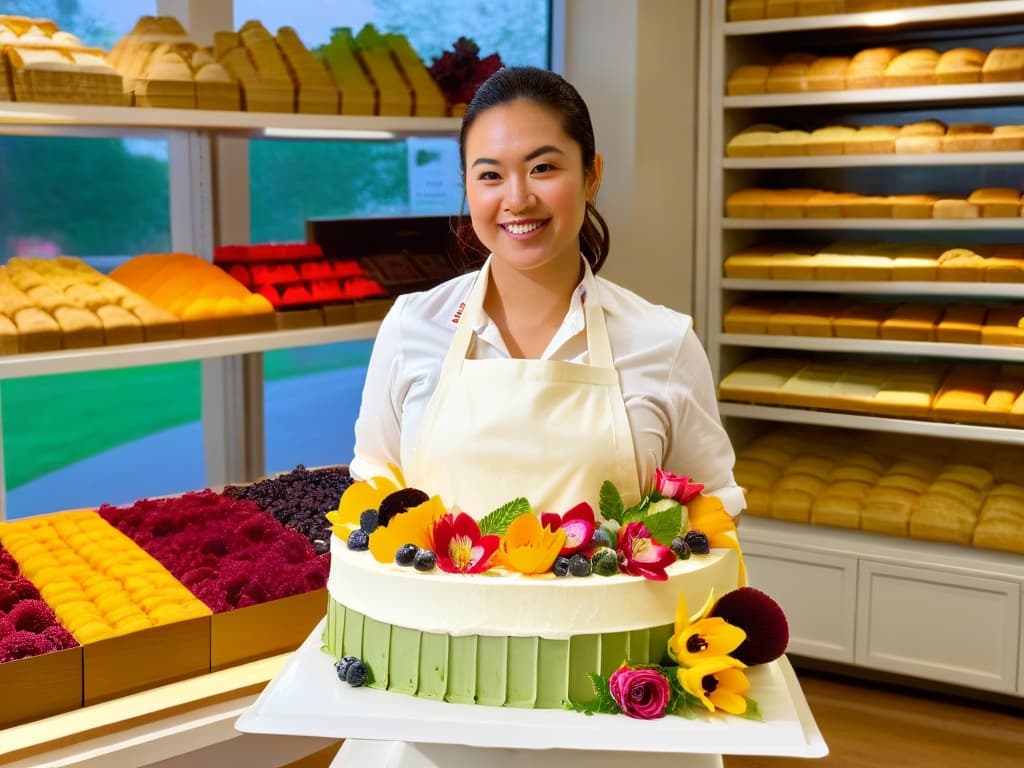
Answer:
[663,326,746,519]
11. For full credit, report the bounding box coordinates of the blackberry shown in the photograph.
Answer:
[335,655,358,681]
[413,549,437,572]
[569,553,592,577]
[346,659,369,687]
[684,530,710,555]
[590,547,619,576]
[359,509,379,533]
[395,543,419,567]
[670,536,691,560]
[378,488,430,527]
[347,529,370,551]
[590,528,613,550]
[552,556,571,577]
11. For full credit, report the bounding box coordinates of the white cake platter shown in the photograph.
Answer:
[235,618,827,761]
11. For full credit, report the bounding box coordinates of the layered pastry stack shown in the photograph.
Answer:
[0,256,181,353]
[725,187,1024,218]
[726,121,1024,156]
[733,426,1024,554]
[727,44,1024,95]
[214,21,300,113]
[109,252,275,337]
[0,15,124,105]
[724,297,1024,346]
[724,242,1024,282]
[213,242,389,327]
[719,357,1024,426]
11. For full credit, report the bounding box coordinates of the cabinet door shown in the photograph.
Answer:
[742,543,857,663]
[857,561,1020,694]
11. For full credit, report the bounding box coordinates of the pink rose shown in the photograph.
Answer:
[608,666,671,719]
[654,469,703,505]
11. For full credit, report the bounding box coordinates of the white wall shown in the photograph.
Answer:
[563,0,700,324]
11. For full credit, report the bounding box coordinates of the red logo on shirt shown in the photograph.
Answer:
[451,302,465,325]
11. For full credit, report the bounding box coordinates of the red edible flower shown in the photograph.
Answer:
[540,502,597,557]
[616,522,676,581]
[432,513,499,574]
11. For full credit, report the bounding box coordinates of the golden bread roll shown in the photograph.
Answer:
[786,454,835,479]
[991,125,1024,151]
[935,47,985,84]
[876,474,930,495]
[726,64,770,95]
[805,56,849,91]
[973,517,1024,554]
[806,125,858,154]
[811,494,862,528]
[884,48,939,87]
[0,314,18,355]
[909,493,978,544]
[743,487,773,517]
[982,47,1024,83]
[13,306,60,352]
[771,489,815,522]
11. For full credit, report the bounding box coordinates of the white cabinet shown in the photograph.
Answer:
[856,560,1020,694]
[742,541,857,662]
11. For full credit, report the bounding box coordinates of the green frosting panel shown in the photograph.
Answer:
[388,626,421,695]
[445,635,477,704]
[418,631,449,701]
[324,598,673,709]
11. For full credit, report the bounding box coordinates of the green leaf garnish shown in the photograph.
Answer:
[644,504,682,547]
[599,481,625,524]
[622,495,650,523]
[477,497,531,537]
[739,696,763,721]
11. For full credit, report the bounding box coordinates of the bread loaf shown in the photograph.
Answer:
[943,123,993,152]
[846,47,899,89]
[968,188,1022,218]
[884,48,939,87]
[935,47,985,84]
[805,57,849,91]
[982,47,1024,83]
[766,52,815,93]
[727,64,770,95]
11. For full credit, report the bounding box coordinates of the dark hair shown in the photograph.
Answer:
[454,66,610,274]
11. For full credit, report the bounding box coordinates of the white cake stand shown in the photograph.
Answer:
[235,619,827,767]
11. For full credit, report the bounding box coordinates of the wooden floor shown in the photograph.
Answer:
[725,668,1024,768]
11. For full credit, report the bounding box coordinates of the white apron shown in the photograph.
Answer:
[406,257,641,518]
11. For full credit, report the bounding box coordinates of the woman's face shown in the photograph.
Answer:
[463,98,600,276]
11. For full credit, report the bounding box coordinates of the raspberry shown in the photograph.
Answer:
[568,553,592,577]
[670,536,691,560]
[684,530,710,555]
[347,529,370,551]
[395,544,419,567]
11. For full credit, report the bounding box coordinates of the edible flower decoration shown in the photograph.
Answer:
[327,464,405,543]
[540,502,595,557]
[653,469,704,505]
[433,512,499,574]
[570,587,780,721]
[496,513,566,575]
[368,495,445,565]
[616,521,676,581]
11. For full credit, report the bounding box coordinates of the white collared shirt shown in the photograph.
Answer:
[350,268,745,517]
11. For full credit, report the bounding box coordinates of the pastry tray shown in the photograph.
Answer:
[235,619,828,758]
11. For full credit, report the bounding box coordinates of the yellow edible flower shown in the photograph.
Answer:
[368,495,446,564]
[495,514,567,575]
[677,656,750,715]
[327,463,405,543]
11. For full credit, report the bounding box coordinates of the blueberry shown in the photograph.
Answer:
[346,659,369,687]
[335,655,358,681]
[569,553,591,577]
[591,547,619,576]
[552,556,571,577]
[413,549,437,571]
[359,509,379,533]
[670,536,691,560]
[590,528,613,549]
[395,543,419,567]
[684,530,710,555]
[347,529,370,551]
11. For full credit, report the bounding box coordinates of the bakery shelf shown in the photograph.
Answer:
[718,402,1024,445]
[0,102,461,139]
[722,152,1024,169]
[723,218,1024,230]
[719,333,1024,362]
[724,82,1024,110]
[721,279,1024,297]
[724,0,1024,36]
[0,321,380,381]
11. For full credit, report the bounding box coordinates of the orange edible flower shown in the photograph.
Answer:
[495,514,567,575]
[327,463,405,543]
[368,495,446,564]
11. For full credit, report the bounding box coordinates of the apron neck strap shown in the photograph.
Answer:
[442,256,614,375]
